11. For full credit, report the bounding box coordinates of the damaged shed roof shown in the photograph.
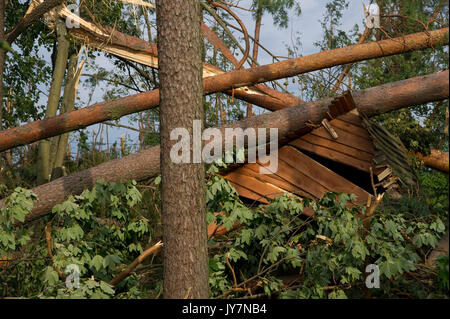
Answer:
[221,92,419,214]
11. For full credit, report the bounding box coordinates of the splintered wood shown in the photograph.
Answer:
[321,119,339,139]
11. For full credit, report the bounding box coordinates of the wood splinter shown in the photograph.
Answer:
[321,118,339,139]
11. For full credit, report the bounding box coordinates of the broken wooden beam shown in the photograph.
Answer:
[375,166,392,182]
[3,71,448,225]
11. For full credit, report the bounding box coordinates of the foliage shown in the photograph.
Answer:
[251,0,301,28]
[0,181,154,298]
[2,0,53,129]
[204,166,448,298]
[435,255,449,293]
[417,170,449,220]
[0,170,448,299]
[0,188,36,258]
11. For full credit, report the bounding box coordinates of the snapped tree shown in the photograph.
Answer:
[2,70,448,225]
[0,27,447,153]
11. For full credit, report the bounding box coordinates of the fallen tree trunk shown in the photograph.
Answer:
[3,70,448,225]
[415,149,449,174]
[39,1,300,113]
[0,28,448,153]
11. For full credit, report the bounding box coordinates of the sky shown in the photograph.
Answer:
[34,0,368,155]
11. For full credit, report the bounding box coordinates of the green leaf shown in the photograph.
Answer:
[99,281,115,295]
[86,279,100,289]
[91,255,104,271]
[328,289,347,299]
[103,255,121,270]
[44,266,59,286]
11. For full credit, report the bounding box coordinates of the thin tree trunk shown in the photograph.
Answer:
[36,16,69,184]
[247,9,262,118]
[426,230,449,268]
[0,29,447,152]
[51,53,84,180]
[4,70,448,225]
[156,0,209,299]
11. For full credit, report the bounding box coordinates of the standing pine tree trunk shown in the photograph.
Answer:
[156,0,209,298]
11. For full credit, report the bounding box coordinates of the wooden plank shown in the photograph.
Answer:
[225,171,286,200]
[310,126,375,154]
[257,155,328,199]
[377,167,392,181]
[239,164,314,199]
[367,131,414,173]
[289,139,372,172]
[243,163,286,183]
[278,146,371,204]
[382,176,399,188]
[337,112,365,127]
[227,181,269,204]
[292,134,374,162]
[329,118,372,140]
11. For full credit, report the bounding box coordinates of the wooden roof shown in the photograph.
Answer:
[220,92,417,215]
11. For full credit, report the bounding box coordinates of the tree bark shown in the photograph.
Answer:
[156,0,209,299]
[415,148,449,174]
[4,70,448,225]
[51,53,84,179]
[0,28,448,153]
[36,16,69,184]
[426,230,449,268]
